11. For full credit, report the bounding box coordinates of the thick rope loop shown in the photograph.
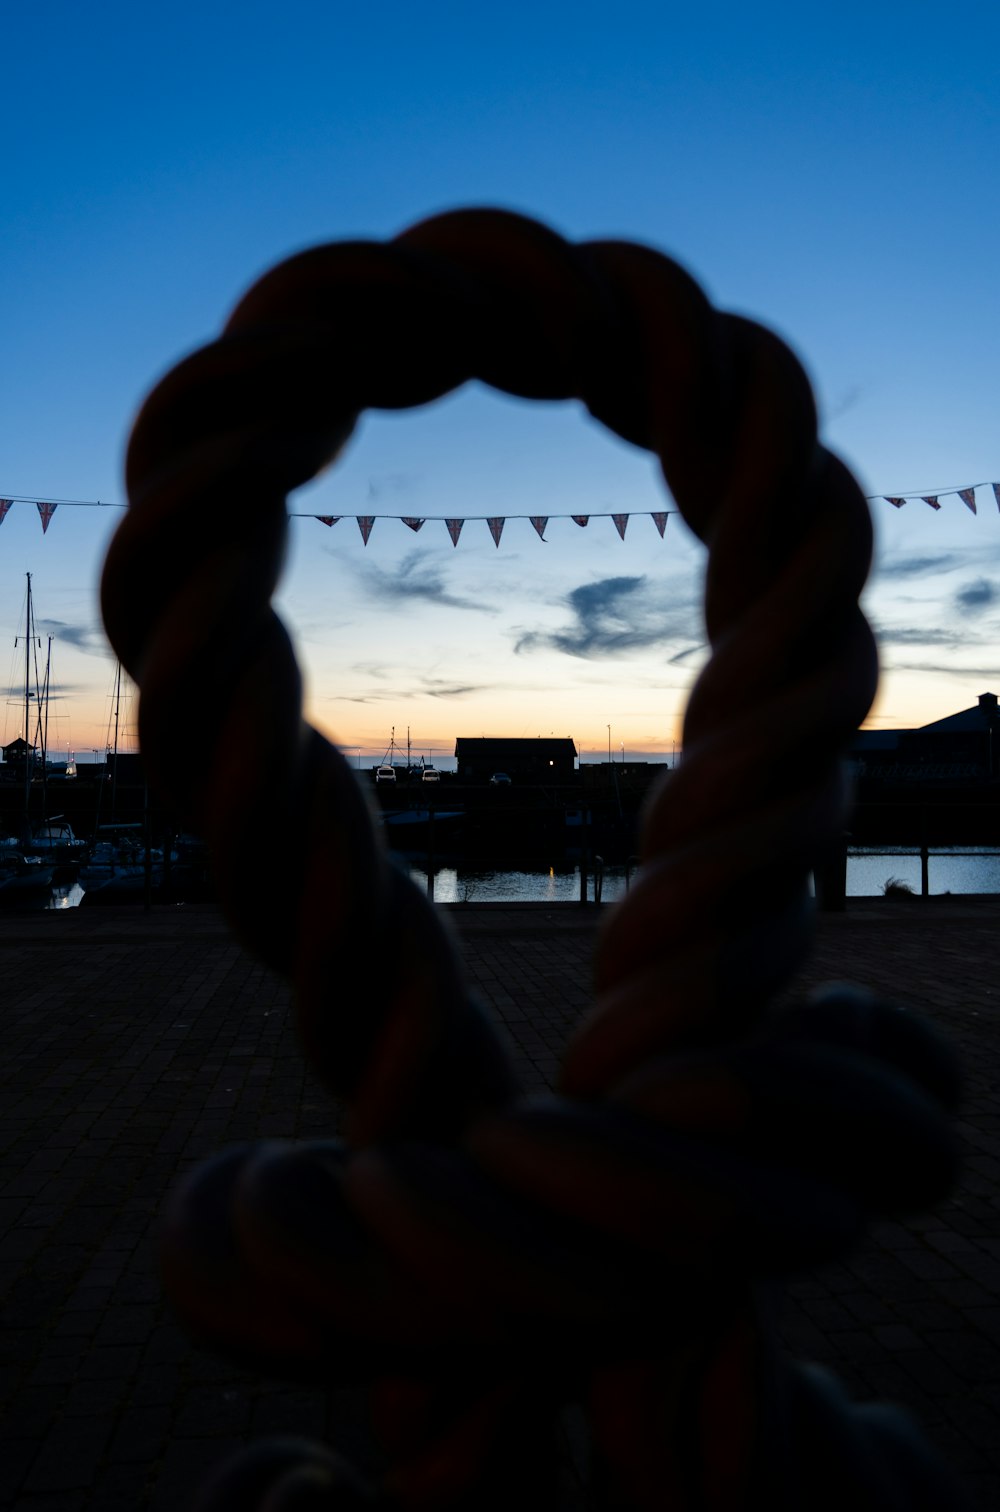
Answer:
[102,208,966,1510]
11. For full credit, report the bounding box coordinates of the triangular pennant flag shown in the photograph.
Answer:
[530,516,548,540]
[357,515,375,544]
[37,501,57,534]
[402,518,425,532]
[487,517,505,547]
[571,515,590,527]
[446,518,464,547]
[921,496,941,511]
[993,483,1000,513]
[885,497,907,509]
[958,487,977,513]
[0,499,12,526]
[651,512,668,537]
[612,513,629,540]
[316,515,340,527]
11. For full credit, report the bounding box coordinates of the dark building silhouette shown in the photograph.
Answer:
[454,737,577,782]
[850,691,1000,787]
[0,737,36,782]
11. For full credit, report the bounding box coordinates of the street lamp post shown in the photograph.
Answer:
[607,724,611,765]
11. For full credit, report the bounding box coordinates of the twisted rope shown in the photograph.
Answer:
[101,209,967,1510]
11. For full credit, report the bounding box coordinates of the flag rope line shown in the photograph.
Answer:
[2,479,999,534]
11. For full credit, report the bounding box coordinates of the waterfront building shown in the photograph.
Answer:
[851,691,1000,788]
[454,737,577,783]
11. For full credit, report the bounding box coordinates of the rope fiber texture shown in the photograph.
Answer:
[102,209,968,1511]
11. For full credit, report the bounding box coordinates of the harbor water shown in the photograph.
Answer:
[11,846,1000,911]
[405,847,1000,904]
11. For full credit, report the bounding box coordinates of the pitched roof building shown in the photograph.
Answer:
[851,692,1000,785]
[918,690,999,734]
[454,737,577,782]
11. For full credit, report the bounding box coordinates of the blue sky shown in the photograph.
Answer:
[2,1,998,766]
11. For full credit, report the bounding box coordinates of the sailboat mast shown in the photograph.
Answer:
[111,660,122,824]
[42,638,51,763]
[22,574,32,822]
[39,635,52,823]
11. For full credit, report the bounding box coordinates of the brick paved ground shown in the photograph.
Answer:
[0,897,997,1509]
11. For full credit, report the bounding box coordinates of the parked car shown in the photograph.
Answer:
[489,772,512,786]
[421,767,441,783]
[375,765,396,783]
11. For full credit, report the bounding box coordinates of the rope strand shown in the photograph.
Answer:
[102,207,968,1511]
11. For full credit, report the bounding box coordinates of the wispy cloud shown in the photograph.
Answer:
[826,384,862,420]
[887,661,1000,680]
[874,552,965,581]
[354,549,496,613]
[875,626,972,648]
[337,676,489,705]
[1,681,88,701]
[338,689,403,705]
[348,661,393,682]
[36,618,105,654]
[668,642,707,664]
[366,471,422,501]
[334,662,495,704]
[875,541,1000,583]
[515,574,699,659]
[420,677,482,699]
[955,578,996,612]
[335,690,398,705]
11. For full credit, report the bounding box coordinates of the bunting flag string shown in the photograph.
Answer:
[879,481,998,512]
[2,480,1000,540]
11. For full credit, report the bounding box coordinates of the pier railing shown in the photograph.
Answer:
[846,843,1000,899]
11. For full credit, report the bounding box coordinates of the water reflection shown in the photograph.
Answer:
[46,882,86,910]
[404,862,629,905]
[848,846,1000,896]
[4,848,1000,915]
[404,850,1000,903]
